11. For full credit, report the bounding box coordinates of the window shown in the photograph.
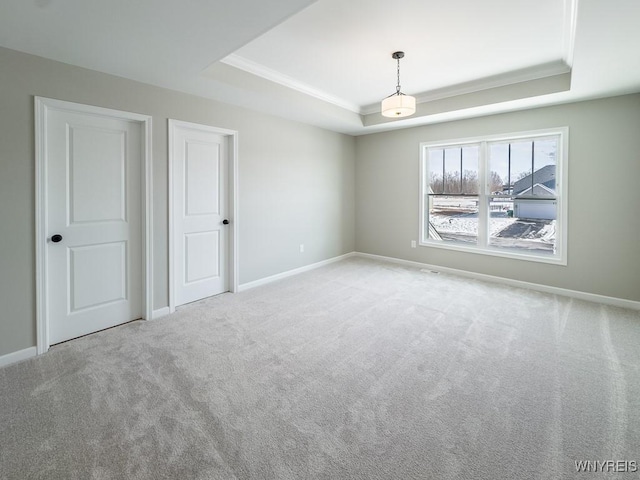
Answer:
[420,128,568,264]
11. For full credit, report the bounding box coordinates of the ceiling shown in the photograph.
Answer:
[1,0,639,135]
[223,0,571,113]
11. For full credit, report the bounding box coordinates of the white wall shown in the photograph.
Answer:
[0,47,356,357]
[355,94,640,302]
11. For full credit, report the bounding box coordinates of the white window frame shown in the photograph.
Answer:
[419,127,568,265]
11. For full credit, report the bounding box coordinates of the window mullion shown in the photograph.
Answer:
[459,148,463,194]
[442,149,445,193]
[507,144,511,195]
[531,141,535,193]
[477,141,489,248]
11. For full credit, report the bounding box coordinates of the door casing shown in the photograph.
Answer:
[35,97,153,354]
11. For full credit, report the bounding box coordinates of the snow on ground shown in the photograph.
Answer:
[430,215,517,236]
[429,197,556,243]
[431,215,556,243]
[537,221,556,242]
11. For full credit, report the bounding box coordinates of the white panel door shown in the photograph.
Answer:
[46,108,143,344]
[172,122,228,306]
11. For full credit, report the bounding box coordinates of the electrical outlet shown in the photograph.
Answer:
[299,244,304,253]
[411,240,417,248]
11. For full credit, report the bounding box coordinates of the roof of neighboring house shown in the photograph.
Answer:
[515,183,556,197]
[513,164,556,195]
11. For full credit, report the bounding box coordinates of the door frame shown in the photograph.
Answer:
[35,96,153,354]
[168,119,239,313]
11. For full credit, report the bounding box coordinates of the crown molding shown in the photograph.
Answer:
[223,1,578,119]
[221,54,362,114]
[360,61,571,115]
[563,0,579,67]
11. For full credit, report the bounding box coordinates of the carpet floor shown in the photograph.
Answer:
[1,257,639,479]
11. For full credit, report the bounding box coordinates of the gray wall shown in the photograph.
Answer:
[2,43,638,360]
[0,47,356,357]
[356,94,640,302]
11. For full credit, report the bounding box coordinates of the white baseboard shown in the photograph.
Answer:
[152,307,171,319]
[356,252,640,311]
[238,252,356,292]
[0,346,37,369]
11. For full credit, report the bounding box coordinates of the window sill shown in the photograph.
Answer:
[419,239,567,266]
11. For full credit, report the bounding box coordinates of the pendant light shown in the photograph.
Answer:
[381,51,416,118]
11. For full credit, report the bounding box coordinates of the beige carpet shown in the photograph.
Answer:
[1,257,639,479]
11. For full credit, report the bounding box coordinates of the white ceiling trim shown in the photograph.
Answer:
[221,53,362,114]
[222,53,572,119]
[360,61,572,115]
[563,0,580,67]
[223,0,580,119]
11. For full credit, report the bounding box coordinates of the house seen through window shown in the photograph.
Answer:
[420,129,567,264]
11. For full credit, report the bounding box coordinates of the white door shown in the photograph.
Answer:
[171,120,229,307]
[45,106,144,344]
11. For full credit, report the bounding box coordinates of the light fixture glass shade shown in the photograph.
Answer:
[381,93,416,118]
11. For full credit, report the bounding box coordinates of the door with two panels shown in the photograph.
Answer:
[39,99,147,345]
[170,120,230,308]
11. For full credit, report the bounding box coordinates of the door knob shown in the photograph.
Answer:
[222,219,229,225]
[51,234,63,243]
